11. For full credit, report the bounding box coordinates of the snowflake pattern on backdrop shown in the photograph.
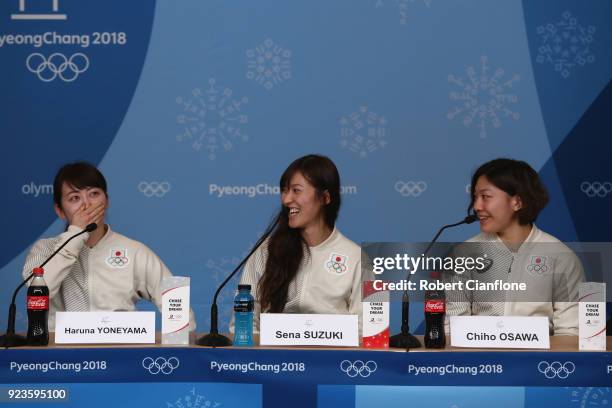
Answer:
[246,38,292,90]
[375,0,431,25]
[536,11,596,79]
[339,106,387,158]
[165,387,221,408]
[176,79,249,160]
[447,56,520,138]
[204,257,241,332]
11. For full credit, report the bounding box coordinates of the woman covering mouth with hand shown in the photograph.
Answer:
[22,162,195,330]
[233,154,363,333]
[446,158,584,335]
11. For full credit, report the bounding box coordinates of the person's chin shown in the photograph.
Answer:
[479,221,496,234]
[287,219,302,229]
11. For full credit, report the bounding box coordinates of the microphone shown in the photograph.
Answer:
[389,214,477,350]
[197,217,279,347]
[85,222,98,232]
[422,212,477,256]
[464,213,479,224]
[0,223,97,348]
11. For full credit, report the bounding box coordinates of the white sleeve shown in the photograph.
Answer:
[22,225,88,298]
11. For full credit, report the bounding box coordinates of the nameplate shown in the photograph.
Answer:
[260,314,358,347]
[450,316,550,349]
[55,312,155,344]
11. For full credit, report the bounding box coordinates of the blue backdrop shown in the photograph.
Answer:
[1,0,611,333]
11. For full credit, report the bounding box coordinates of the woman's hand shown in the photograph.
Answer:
[71,202,106,230]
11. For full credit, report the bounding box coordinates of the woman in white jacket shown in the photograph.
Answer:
[236,155,363,333]
[22,162,194,329]
[447,158,584,335]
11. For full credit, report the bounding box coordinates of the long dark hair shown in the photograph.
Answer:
[258,154,341,312]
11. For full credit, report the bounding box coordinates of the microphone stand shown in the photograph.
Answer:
[0,223,97,348]
[0,277,34,347]
[389,214,477,350]
[197,217,279,347]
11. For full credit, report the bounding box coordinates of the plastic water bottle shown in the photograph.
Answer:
[27,267,49,346]
[233,284,254,346]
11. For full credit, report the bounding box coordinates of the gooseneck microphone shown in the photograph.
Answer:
[422,213,478,257]
[389,214,478,350]
[0,223,97,348]
[197,217,279,347]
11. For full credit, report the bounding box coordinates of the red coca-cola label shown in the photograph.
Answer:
[27,296,49,310]
[425,299,445,313]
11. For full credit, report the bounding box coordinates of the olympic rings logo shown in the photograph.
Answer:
[326,254,348,274]
[340,360,377,378]
[142,356,180,375]
[107,249,129,268]
[527,264,548,273]
[537,361,575,379]
[527,256,548,275]
[107,256,128,267]
[26,53,89,82]
[581,182,612,198]
[395,181,427,197]
[326,260,347,274]
[138,182,171,198]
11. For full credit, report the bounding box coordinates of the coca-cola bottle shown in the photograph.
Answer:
[424,273,445,349]
[27,267,49,346]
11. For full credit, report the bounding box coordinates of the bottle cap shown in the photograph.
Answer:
[429,270,441,279]
[238,284,251,291]
[32,267,44,276]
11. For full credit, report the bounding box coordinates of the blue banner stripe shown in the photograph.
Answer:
[1,348,610,387]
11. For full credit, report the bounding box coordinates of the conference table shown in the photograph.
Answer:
[1,335,610,407]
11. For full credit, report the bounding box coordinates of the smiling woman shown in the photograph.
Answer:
[232,155,364,333]
[446,158,585,336]
[469,158,549,246]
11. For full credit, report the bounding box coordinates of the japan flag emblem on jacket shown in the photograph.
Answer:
[325,253,348,275]
[107,248,130,268]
